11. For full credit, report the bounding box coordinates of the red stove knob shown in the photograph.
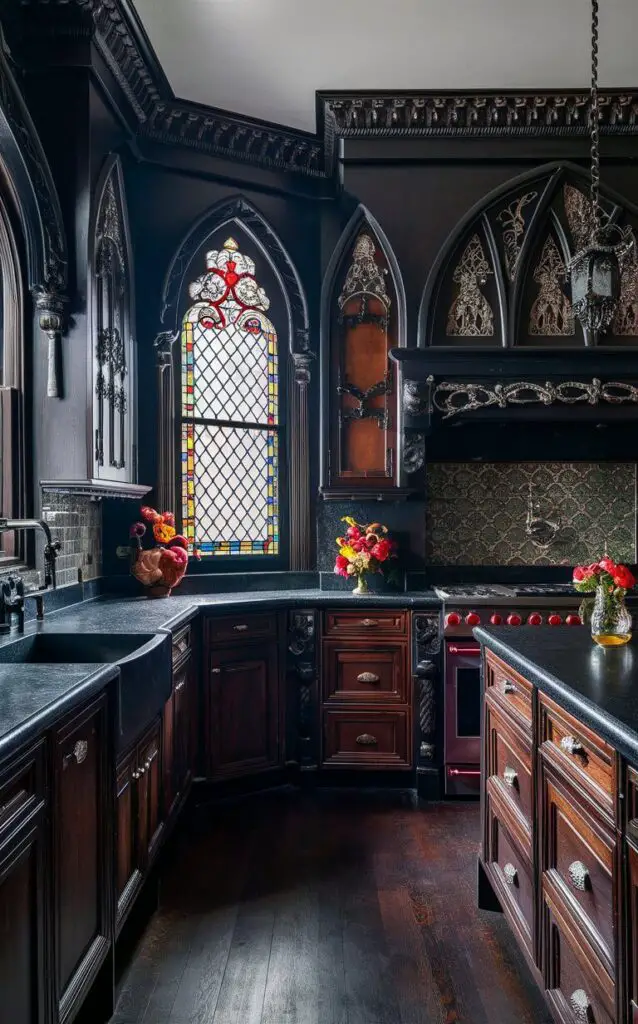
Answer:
[490,613,503,626]
[506,613,522,626]
[527,613,543,625]
[445,612,461,627]
[566,613,582,626]
[465,612,481,626]
[548,614,563,626]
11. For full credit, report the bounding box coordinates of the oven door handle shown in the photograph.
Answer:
[447,645,481,656]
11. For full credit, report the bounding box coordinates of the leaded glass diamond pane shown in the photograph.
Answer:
[193,321,273,424]
[191,424,279,556]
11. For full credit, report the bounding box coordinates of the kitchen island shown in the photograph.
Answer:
[474,625,638,1024]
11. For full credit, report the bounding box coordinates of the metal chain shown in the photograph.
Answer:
[590,0,601,235]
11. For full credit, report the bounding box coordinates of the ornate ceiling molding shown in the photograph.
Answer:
[317,91,638,139]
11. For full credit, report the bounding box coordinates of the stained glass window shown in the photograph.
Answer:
[180,237,280,557]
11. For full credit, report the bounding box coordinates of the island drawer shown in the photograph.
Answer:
[542,880,615,1024]
[206,613,278,644]
[322,642,409,703]
[485,698,533,836]
[541,762,615,974]
[322,709,410,768]
[484,788,534,956]
[0,740,46,839]
[539,694,615,822]
[484,652,533,730]
[323,610,408,638]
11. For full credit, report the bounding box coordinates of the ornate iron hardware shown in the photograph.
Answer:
[63,739,88,769]
[503,863,518,886]
[356,734,378,746]
[503,766,518,788]
[568,860,590,892]
[560,735,585,756]
[357,672,380,684]
[337,370,392,428]
[432,378,638,421]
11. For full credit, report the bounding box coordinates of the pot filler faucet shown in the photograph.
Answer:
[0,518,61,633]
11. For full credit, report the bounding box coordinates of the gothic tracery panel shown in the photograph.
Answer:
[529,236,574,336]
[445,234,494,337]
[496,190,538,281]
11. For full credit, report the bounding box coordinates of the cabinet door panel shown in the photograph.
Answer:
[208,643,280,779]
[628,841,638,1022]
[323,709,410,768]
[323,642,408,702]
[137,722,162,866]
[484,789,533,954]
[116,748,138,919]
[174,655,195,796]
[54,697,110,1011]
[0,821,46,1024]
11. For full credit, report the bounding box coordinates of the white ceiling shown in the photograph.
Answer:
[133,0,638,134]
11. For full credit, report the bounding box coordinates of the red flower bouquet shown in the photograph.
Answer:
[334,517,398,594]
[573,554,635,646]
[128,506,191,597]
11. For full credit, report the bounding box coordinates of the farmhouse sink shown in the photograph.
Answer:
[0,630,172,752]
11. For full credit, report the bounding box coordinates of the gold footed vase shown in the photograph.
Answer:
[590,585,632,647]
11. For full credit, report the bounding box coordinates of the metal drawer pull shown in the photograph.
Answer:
[233,624,248,632]
[503,863,518,886]
[356,734,378,746]
[569,989,591,1023]
[63,739,88,769]
[568,861,590,892]
[503,766,518,787]
[501,678,517,695]
[211,667,222,674]
[560,735,585,756]
[357,672,380,684]
[360,619,378,627]
[174,677,187,691]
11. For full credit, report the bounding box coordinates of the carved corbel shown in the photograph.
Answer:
[33,285,68,398]
[403,432,426,474]
[403,376,433,417]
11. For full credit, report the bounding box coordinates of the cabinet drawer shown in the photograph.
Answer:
[541,765,615,973]
[207,613,277,644]
[172,624,192,664]
[323,642,408,703]
[323,610,407,638]
[323,709,410,768]
[540,695,615,821]
[0,741,45,840]
[485,697,533,837]
[484,789,534,954]
[485,651,533,730]
[543,882,615,1024]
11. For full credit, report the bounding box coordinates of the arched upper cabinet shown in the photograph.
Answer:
[320,207,408,498]
[90,156,136,483]
[418,163,638,349]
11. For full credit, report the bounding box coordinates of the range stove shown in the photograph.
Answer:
[436,583,583,797]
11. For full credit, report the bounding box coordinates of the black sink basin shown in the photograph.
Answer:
[0,630,172,752]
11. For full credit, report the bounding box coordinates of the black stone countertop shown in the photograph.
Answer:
[474,625,638,766]
[0,587,440,764]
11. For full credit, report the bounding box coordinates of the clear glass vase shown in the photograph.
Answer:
[590,584,632,647]
[352,575,369,595]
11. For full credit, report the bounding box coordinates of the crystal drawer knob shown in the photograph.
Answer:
[503,863,518,886]
[503,766,518,788]
[561,735,584,756]
[569,989,591,1023]
[568,861,590,891]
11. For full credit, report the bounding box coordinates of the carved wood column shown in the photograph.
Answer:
[154,330,177,513]
[289,351,313,571]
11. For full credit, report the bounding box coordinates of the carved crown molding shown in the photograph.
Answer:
[318,90,638,139]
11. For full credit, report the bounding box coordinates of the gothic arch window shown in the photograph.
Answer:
[180,234,281,558]
[419,162,638,348]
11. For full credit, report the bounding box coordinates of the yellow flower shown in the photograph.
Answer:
[153,522,176,544]
[339,545,356,559]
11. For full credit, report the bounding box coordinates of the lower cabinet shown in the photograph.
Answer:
[115,719,163,931]
[53,695,111,1023]
[0,742,47,1024]
[163,652,196,817]
[206,636,281,780]
[628,840,638,1023]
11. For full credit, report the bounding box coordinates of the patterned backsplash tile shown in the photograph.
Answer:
[425,463,636,566]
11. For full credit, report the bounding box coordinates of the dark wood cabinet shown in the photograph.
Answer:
[206,636,281,780]
[163,645,196,819]
[53,695,111,1023]
[628,840,638,1023]
[0,742,48,1024]
[115,719,163,931]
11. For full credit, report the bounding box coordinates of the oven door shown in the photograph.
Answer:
[445,640,482,793]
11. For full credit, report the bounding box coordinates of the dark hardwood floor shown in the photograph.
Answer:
[111,789,551,1024]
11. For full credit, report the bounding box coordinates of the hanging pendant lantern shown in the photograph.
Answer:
[568,0,634,340]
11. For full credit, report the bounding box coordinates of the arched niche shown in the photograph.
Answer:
[155,196,312,570]
[418,162,638,349]
[320,205,409,496]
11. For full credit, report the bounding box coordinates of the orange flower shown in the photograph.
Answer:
[153,522,176,544]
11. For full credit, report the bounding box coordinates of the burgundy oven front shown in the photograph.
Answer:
[444,640,482,796]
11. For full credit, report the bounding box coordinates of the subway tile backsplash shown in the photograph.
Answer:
[425,463,636,566]
[41,491,102,586]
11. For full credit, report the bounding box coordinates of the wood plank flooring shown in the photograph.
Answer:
[111,789,552,1024]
